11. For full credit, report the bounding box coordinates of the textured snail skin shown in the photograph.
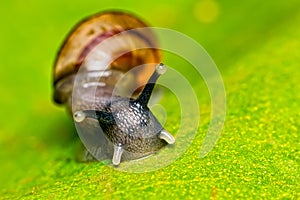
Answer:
[74,64,174,165]
[53,11,174,165]
[80,97,167,155]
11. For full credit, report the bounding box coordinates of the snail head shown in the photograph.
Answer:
[73,63,175,165]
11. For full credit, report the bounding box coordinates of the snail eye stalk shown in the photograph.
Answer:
[73,111,86,123]
[73,110,114,124]
[134,63,166,107]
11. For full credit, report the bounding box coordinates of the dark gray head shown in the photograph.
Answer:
[74,63,175,165]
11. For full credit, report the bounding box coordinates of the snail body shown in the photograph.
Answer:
[53,11,175,165]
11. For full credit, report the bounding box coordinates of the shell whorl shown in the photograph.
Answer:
[53,11,161,105]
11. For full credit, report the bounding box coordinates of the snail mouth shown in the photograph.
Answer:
[113,131,175,165]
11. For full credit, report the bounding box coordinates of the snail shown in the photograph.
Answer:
[53,11,175,165]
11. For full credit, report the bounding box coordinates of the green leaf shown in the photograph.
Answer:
[0,0,299,199]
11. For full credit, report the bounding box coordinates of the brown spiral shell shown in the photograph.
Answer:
[53,11,161,105]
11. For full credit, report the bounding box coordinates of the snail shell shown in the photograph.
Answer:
[53,11,160,105]
[53,11,175,165]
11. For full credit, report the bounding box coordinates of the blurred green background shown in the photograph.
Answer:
[1,0,299,199]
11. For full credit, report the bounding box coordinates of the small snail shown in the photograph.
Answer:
[53,11,175,165]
